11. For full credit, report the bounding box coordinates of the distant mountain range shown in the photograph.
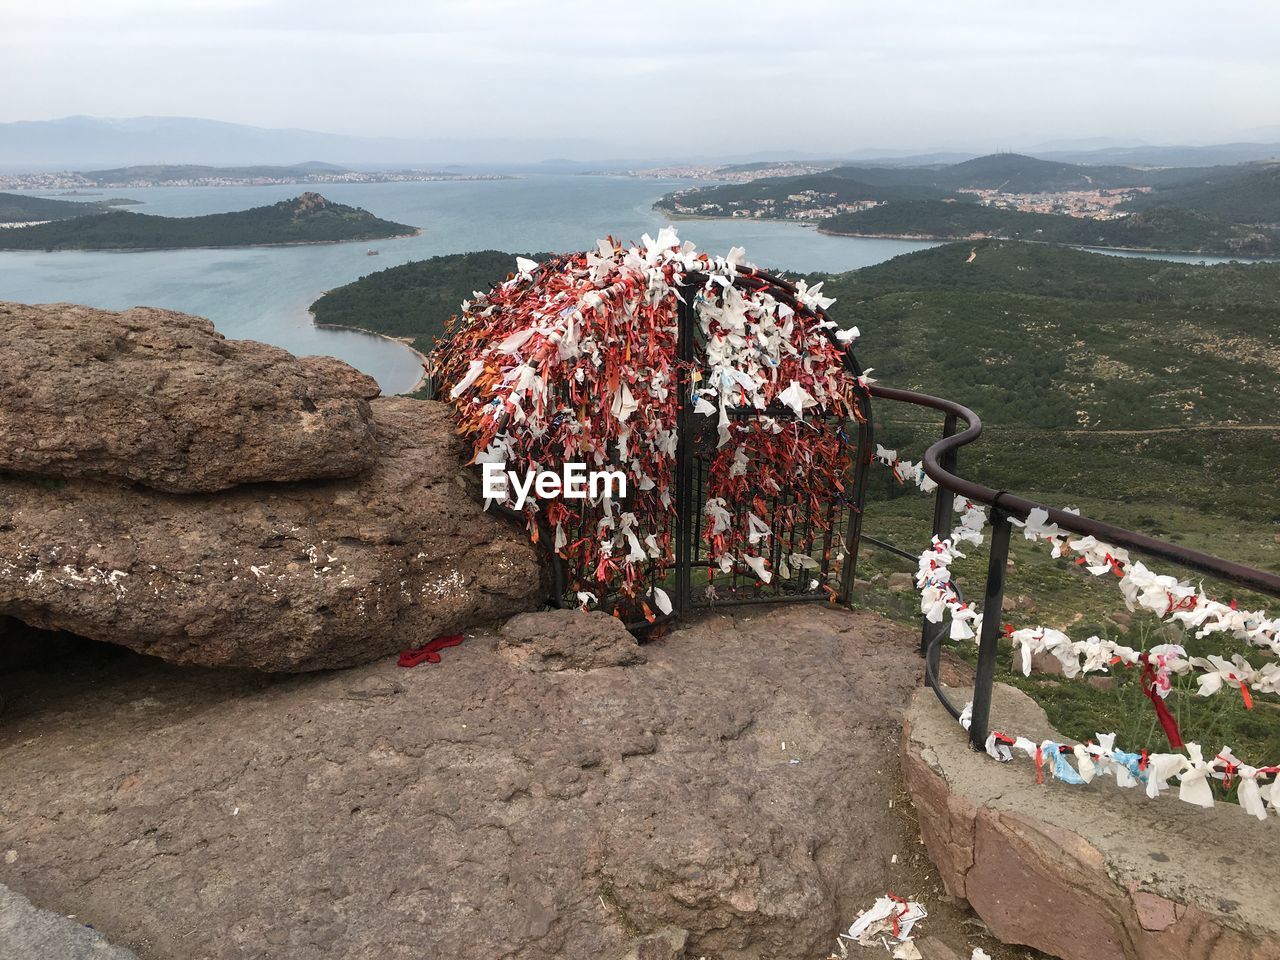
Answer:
[0,116,608,170]
[4,115,1280,172]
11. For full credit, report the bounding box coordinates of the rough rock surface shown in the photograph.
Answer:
[0,882,139,959]
[0,301,380,492]
[0,398,545,671]
[498,608,646,671]
[902,684,1280,960]
[0,606,922,959]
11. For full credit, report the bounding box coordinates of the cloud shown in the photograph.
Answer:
[3,0,1278,156]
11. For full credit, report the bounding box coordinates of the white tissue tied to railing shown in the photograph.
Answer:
[874,444,1280,819]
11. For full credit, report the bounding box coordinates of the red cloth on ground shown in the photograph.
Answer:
[398,634,464,667]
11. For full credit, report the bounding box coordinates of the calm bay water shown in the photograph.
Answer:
[0,176,1255,393]
[0,177,941,393]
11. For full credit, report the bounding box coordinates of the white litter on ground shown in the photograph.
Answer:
[837,895,928,955]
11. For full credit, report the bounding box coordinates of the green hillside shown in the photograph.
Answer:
[0,191,135,222]
[1123,163,1280,225]
[922,153,1148,191]
[818,240,1280,432]
[821,200,1278,256]
[835,236,1280,304]
[0,193,415,251]
[310,250,549,353]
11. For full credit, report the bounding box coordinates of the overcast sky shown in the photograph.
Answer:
[4,0,1279,155]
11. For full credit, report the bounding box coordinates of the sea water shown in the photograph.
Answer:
[0,175,1251,394]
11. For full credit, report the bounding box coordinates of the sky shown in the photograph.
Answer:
[3,0,1280,157]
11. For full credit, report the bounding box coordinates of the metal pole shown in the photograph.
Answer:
[969,507,1011,750]
[840,417,873,602]
[921,413,958,657]
[673,291,696,615]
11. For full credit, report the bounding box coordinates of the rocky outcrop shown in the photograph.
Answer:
[902,684,1280,960]
[0,301,544,670]
[0,606,924,959]
[498,608,646,671]
[0,301,380,492]
[0,397,545,671]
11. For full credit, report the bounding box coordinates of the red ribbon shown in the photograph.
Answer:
[398,634,464,667]
[1139,652,1184,749]
[886,892,910,938]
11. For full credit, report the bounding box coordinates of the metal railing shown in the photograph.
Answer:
[865,383,1280,750]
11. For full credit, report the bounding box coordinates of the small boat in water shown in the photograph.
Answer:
[366,249,379,256]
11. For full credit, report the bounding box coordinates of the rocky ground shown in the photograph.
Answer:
[0,604,1010,960]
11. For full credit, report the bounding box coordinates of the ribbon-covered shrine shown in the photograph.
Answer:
[431,229,872,626]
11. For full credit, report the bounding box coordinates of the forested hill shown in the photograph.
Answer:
[817,240,1280,431]
[0,193,415,251]
[1122,163,1280,225]
[832,238,1280,305]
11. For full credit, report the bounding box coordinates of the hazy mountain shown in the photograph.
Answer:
[1040,141,1280,166]
[1029,136,1146,153]
[0,116,609,170]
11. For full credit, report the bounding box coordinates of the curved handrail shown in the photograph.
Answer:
[869,383,1280,598]
[866,381,1279,751]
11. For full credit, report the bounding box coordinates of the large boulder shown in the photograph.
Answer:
[902,684,1280,960]
[0,398,546,671]
[0,301,380,492]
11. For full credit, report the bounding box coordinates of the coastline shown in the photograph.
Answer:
[310,313,432,395]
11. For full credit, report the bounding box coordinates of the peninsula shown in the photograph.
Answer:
[0,190,138,225]
[655,153,1280,258]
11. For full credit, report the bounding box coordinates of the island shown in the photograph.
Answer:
[0,192,417,251]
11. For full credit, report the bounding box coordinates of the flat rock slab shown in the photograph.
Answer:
[0,882,139,959]
[0,606,921,960]
[0,398,545,671]
[902,684,1280,960]
[0,301,380,492]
